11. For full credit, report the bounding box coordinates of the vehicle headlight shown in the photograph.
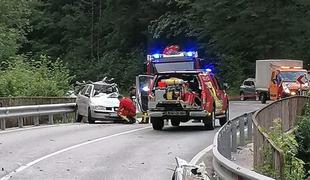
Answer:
[284,88,290,94]
[93,105,106,110]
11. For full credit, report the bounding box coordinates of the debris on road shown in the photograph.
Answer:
[173,157,210,180]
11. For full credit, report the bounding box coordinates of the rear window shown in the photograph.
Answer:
[244,81,254,86]
[153,74,200,90]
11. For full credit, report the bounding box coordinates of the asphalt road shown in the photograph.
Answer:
[0,101,266,180]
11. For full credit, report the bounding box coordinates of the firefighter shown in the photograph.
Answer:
[117,95,136,124]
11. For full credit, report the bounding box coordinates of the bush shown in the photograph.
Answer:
[296,102,310,179]
[0,55,72,96]
[257,118,305,179]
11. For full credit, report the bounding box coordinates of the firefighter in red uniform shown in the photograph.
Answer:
[117,95,136,124]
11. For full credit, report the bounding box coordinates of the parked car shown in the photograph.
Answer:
[239,78,256,101]
[76,81,121,123]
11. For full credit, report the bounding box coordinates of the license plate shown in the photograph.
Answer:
[166,111,186,116]
[109,113,118,117]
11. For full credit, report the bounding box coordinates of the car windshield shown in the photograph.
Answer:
[279,71,307,82]
[94,84,118,94]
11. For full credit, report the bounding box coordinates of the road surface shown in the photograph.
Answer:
[0,101,266,180]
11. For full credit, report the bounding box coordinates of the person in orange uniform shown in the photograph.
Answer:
[117,95,136,124]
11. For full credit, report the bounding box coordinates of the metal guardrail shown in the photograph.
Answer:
[253,96,310,179]
[0,103,76,130]
[212,112,274,180]
[0,97,76,107]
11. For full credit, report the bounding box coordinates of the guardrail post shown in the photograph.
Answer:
[231,121,237,152]
[62,113,67,123]
[247,113,252,141]
[34,116,39,126]
[239,116,245,146]
[49,114,54,125]
[18,117,23,128]
[0,119,5,130]
[223,124,232,159]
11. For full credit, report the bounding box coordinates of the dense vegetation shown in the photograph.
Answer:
[257,118,307,179]
[296,102,310,179]
[1,0,310,95]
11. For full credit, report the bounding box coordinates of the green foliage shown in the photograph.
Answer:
[296,102,310,178]
[0,56,72,96]
[255,145,277,178]
[0,25,19,69]
[0,0,34,69]
[2,0,310,95]
[194,0,310,64]
[218,55,245,91]
[257,119,305,179]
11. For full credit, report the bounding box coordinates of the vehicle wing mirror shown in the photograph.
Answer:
[223,83,229,90]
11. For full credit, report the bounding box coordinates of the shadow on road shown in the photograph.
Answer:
[161,125,220,133]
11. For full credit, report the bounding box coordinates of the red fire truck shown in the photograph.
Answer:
[135,46,229,130]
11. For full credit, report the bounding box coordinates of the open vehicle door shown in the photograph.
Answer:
[136,75,154,113]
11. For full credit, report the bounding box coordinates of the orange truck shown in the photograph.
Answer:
[255,60,309,104]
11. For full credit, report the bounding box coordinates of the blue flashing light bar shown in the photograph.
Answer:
[186,51,193,57]
[149,51,198,61]
[205,68,212,72]
[152,54,161,59]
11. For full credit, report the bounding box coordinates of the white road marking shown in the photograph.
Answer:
[189,144,213,165]
[0,126,151,180]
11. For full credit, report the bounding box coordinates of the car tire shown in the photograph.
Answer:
[219,103,229,126]
[88,109,95,124]
[204,109,215,130]
[260,93,267,104]
[151,117,164,130]
[171,119,180,127]
[240,92,245,101]
[76,112,83,123]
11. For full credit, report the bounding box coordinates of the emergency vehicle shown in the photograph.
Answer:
[135,46,229,130]
[255,60,309,103]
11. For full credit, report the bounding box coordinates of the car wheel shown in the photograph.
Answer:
[204,109,215,130]
[88,109,95,124]
[76,112,83,123]
[240,92,245,101]
[260,93,267,104]
[171,119,180,127]
[219,102,229,126]
[151,117,164,130]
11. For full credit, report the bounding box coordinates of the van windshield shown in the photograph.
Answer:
[279,71,307,82]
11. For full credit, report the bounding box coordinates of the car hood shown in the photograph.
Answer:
[90,93,120,106]
[282,82,309,90]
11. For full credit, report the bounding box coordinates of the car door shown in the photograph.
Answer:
[206,74,224,112]
[77,85,93,116]
[243,81,254,95]
[248,81,256,95]
[84,85,94,112]
[76,85,87,116]
[136,75,154,112]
